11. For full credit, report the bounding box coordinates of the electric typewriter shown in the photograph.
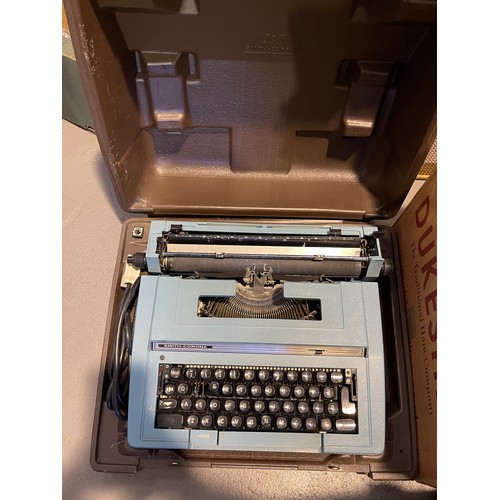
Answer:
[110,219,391,454]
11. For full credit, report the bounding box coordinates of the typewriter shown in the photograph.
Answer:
[114,219,390,454]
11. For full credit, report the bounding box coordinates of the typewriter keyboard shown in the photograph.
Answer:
[155,364,358,433]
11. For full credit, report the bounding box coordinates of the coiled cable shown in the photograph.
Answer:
[105,277,140,421]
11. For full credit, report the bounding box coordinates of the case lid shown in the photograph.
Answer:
[65,0,436,220]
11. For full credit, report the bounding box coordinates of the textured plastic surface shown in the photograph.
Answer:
[90,219,416,478]
[64,0,436,220]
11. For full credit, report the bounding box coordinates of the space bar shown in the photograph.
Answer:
[218,432,322,452]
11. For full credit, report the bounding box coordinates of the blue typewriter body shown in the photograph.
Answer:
[127,220,386,454]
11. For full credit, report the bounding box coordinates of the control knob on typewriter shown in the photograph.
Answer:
[201,415,212,428]
[231,416,243,428]
[224,400,236,412]
[276,417,287,429]
[305,418,317,431]
[187,415,198,428]
[180,398,192,410]
[195,399,206,411]
[341,387,356,415]
[239,400,251,412]
[217,415,228,428]
[261,416,272,429]
[209,400,221,411]
[169,367,182,379]
[221,384,233,395]
[236,384,247,396]
[246,416,257,429]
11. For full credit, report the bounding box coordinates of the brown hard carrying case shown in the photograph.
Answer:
[63,0,436,480]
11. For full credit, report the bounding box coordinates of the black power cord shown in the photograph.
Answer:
[106,277,141,421]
